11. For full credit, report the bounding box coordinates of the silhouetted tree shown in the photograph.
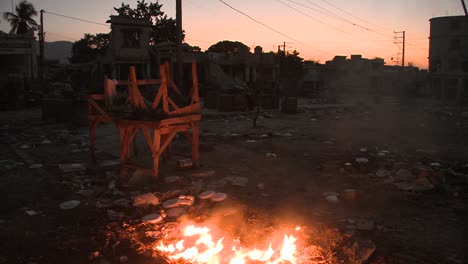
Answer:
[278,50,305,96]
[207,40,250,54]
[70,0,181,63]
[3,0,38,34]
[69,33,109,63]
[114,0,183,44]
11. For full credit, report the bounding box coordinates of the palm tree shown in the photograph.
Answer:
[3,1,39,34]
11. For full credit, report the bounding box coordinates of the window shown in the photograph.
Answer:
[121,29,141,48]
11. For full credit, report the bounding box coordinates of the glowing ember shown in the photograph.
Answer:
[155,223,303,264]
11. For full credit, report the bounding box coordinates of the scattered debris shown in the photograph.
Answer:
[375,169,390,177]
[191,170,216,178]
[162,198,181,209]
[164,176,182,184]
[28,164,43,169]
[166,207,186,218]
[133,193,159,207]
[198,190,215,200]
[59,200,81,210]
[210,192,228,202]
[25,210,40,216]
[230,177,249,187]
[266,153,278,158]
[59,163,86,173]
[355,158,369,164]
[141,214,163,224]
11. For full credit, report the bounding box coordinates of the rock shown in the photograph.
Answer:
[76,189,95,197]
[256,183,265,190]
[191,170,216,178]
[25,210,40,216]
[395,169,414,181]
[342,238,376,264]
[59,163,86,173]
[128,170,153,187]
[119,256,128,263]
[198,191,215,200]
[141,214,163,224]
[355,158,369,164]
[326,195,339,203]
[100,160,120,168]
[393,161,408,170]
[230,177,249,187]
[375,169,390,177]
[164,176,182,184]
[166,207,186,218]
[59,200,80,210]
[29,164,43,169]
[133,193,159,207]
[344,162,352,167]
[359,148,367,152]
[210,192,228,202]
[355,219,374,231]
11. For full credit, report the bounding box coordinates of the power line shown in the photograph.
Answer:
[316,0,393,32]
[44,10,109,27]
[275,0,389,42]
[285,0,389,37]
[216,0,333,55]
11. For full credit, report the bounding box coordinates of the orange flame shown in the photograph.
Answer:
[155,224,301,264]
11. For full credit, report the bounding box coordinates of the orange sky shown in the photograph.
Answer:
[1,0,466,69]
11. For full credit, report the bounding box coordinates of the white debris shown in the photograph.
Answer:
[164,176,182,183]
[59,200,81,210]
[141,213,163,224]
[344,162,352,166]
[198,191,215,200]
[266,153,278,158]
[230,177,249,187]
[133,193,159,207]
[326,195,339,203]
[162,198,181,209]
[210,192,228,202]
[25,210,40,216]
[59,163,86,173]
[375,169,390,177]
[430,162,441,167]
[360,148,367,152]
[166,207,186,218]
[355,157,369,164]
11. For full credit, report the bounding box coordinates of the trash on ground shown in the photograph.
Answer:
[59,200,81,210]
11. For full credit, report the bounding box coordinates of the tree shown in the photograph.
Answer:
[207,40,250,54]
[3,0,38,34]
[69,33,109,63]
[114,0,183,44]
[70,0,181,63]
[278,50,305,96]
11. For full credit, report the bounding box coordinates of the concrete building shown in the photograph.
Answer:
[0,30,38,80]
[429,15,468,103]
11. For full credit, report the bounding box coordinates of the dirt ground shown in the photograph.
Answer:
[1,98,468,264]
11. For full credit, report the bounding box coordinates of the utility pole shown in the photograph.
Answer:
[176,0,183,91]
[39,9,45,81]
[393,31,406,67]
[11,0,14,12]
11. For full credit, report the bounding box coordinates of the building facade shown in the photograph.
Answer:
[429,15,468,103]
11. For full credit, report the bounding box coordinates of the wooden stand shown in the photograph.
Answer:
[88,62,201,177]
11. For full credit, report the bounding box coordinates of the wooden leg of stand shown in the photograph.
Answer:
[192,122,200,167]
[153,129,161,177]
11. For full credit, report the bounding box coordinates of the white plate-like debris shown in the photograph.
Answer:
[141,213,163,224]
[210,192,228,202]
[198,190,215,200]
[166,207,186,218]
[60,200,81,210]
[162,198,181,209]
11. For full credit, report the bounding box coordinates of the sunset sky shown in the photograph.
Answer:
[1,0,466,69]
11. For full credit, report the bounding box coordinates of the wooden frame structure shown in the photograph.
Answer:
[88,62,201,177]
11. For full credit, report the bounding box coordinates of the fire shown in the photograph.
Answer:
[155,223,302,264]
